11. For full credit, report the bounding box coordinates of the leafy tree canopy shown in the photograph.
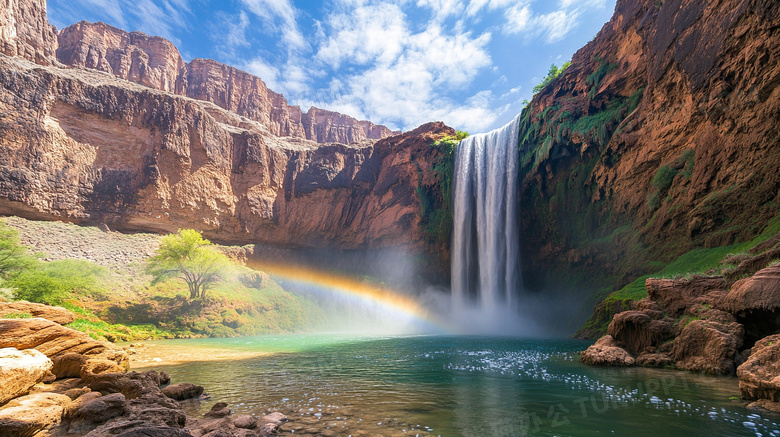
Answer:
[146,229,231,300]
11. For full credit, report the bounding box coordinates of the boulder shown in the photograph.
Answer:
[232,415,256,429]
[0,347,53,405]
[0,392,71,437]
[73,393,127,422]
[608,311,675,355]
[126,393,187,428]
[162,383,205,401]
[718,264,780,313]
[580,335,635,367]
[636,352,674,367]
[672,319,744,374]
[204,402,232,418]
[84,371,167,400]
[0,301,76,324]
[0,318,129,378]
[737,334,780,401]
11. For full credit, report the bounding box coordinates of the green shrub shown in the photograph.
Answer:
[533,62,571,94]
[7,259,107,305]
[651,165,678,192]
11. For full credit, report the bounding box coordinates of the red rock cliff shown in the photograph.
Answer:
[0,0,56,64]
[516,0,780,328]
[56,21,397,144]
[0,1,452,268]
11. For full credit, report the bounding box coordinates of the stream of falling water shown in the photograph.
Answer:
[451,114,522,311]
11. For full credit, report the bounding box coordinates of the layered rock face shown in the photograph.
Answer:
[56,21,396,144]
[0,53,451,249]
[0,0,56,65]
[519,0,780,315]
[0,3,444,258]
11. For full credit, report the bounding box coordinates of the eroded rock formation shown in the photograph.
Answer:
[0,1,449,263]
[56,21,396,144]
[519,0,780,331]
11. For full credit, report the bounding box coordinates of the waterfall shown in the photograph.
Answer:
[451,114,521,310]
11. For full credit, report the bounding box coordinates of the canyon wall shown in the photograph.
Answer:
[0,0,56,64]
[517,0,780,332]
[0,1,452,269]
[56,21,397,144]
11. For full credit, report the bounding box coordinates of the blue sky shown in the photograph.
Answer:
[47,0,617,134]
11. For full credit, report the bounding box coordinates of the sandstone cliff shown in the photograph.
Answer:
[56,21,397,144]
[0,54,452,253]
[517,0,780,329]
[0,1,449,263]
[0,0,56,65]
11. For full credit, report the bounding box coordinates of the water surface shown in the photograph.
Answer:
[135,335,780,436]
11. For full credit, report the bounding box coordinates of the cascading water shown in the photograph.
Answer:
[451,114,521,311]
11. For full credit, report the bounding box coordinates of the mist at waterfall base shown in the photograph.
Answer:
[449,113,588,337]
[242,114,586,338]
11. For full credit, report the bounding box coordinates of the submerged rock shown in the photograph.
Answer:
[162,383,205,401]
[580,335,635,366]
[0,347,53,405]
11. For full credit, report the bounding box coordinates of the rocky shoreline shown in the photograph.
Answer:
[581,235,780,413]
[0,302,290,436]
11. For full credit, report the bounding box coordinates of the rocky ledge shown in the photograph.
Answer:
[0,301,289,436]
[581,236,780,411]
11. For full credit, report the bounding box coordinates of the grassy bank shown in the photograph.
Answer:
[0,217,322,341]
[577,215,780,338]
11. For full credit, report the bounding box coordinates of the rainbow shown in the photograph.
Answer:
[247,261,451,334]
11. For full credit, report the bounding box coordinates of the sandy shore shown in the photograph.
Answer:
[126,342,273,368]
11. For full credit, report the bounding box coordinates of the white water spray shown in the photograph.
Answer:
[451,114,522,312]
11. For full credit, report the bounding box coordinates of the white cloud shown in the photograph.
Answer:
[308,2,496,132]
[213,12,251,58]
[502,0,606,43]
[240,0,307,53]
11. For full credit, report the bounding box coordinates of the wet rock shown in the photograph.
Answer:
[0,392,71,437]
[85,370,167,400]
[580,335,635,367]
[737,334,780,401]
[126,393,187,428]
[85,420,194,437]
[0,301,75,324]
[204,402,232,419]
[747,399,780,413]
[636,352,674,367]
[162,383,205,401]
[0,347,53,405]
[673,320,744,374]
[68,393,127,432]
[232,415,256,429]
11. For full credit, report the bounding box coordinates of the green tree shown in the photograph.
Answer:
[533,61,572,94]
[146,229,231,299]
[0,222,34,278]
